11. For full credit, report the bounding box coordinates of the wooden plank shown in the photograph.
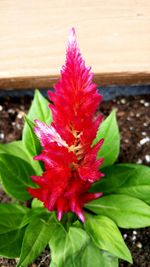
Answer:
[0,0,150,89]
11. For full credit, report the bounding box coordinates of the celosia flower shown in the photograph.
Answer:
[28,28,104,222]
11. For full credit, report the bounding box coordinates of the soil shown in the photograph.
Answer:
[0,94,150,267]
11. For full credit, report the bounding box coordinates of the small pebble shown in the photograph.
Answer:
[142,131,147,136]
[8,108,15,114]
[20,105,24,110]
[17,111,25,119]
[136,242,142,249]
[143,122,148,127]
[145,155,150,163]
[130,111,134,117]
[120,98,126,104]
[127,117,131,121]
[16,124,22,130]
[123,234,127,239]
[140,137,150,145]
[140,99,145,104]
[133,230,137,235]
[12,122,16,126]
[130,126,134,130]
[118,111,125,117]
[144,102,150,107]
[131,235,137,241]
[0,133,4,139]
[136,113,140,118]
[0,105,3,111]
[136,159,142,164]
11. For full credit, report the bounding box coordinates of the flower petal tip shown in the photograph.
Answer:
[57,210,63,221]
[94,192,103,198]
[78,212,85,223]
[68,27,76,46]
[101,172,105,177]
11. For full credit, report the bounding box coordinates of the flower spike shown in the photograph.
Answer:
[28,28,104,222]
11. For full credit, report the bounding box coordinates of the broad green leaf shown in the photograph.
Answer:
[0,154,36,200]
[0,227,26,258]
[49,223,90,267]
[100,251,119,267]
[0,204,31,258]
[90,164,130,193]
[62,244,118,267]
[24,89,52,125]
[94,110,120,168]
[74,245,119,267]
[22,117,42,174]
[17,212,54,267]
[91,164,150,204]
[49,218,119,267]
[85,214,132,263]
[50,240,119,267]
[78,243,103,267]
[0,204,28,234]
[0,140,41,175]
[0,141,30,163]
[86,194,150,228]
[113,164,150,204]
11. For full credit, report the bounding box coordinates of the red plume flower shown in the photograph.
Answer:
[28,28,104,222]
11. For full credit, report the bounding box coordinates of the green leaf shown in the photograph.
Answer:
[74,245,119,267]
[17,212,54,267]
[0,204,28,234]
[49,219,119,267]
[0,154,36,201]
[49,223,90,267]
[100,251,119,267]
[85,214,132,263]
[0,227,26,258]
[0,140,41,175]
[86,194,150,228]
[94,110,120,168]
[0,141,31,163]
[0,204,31,258]
[64,245,118,267]
[78,243,104,267]
[91,164,150,204]
[90,164,130,193]
[22,89,51,174]
[24,89,52,125]
[23,116,42,155]
[50,239,119,267]
[22,116,42,174]
[113,164,150,204]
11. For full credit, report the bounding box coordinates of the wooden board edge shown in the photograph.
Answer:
[0,72,150,90]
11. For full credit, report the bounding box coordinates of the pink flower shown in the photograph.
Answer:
[28,28,104,222]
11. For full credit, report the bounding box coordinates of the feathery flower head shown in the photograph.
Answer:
[28,28,104,222]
